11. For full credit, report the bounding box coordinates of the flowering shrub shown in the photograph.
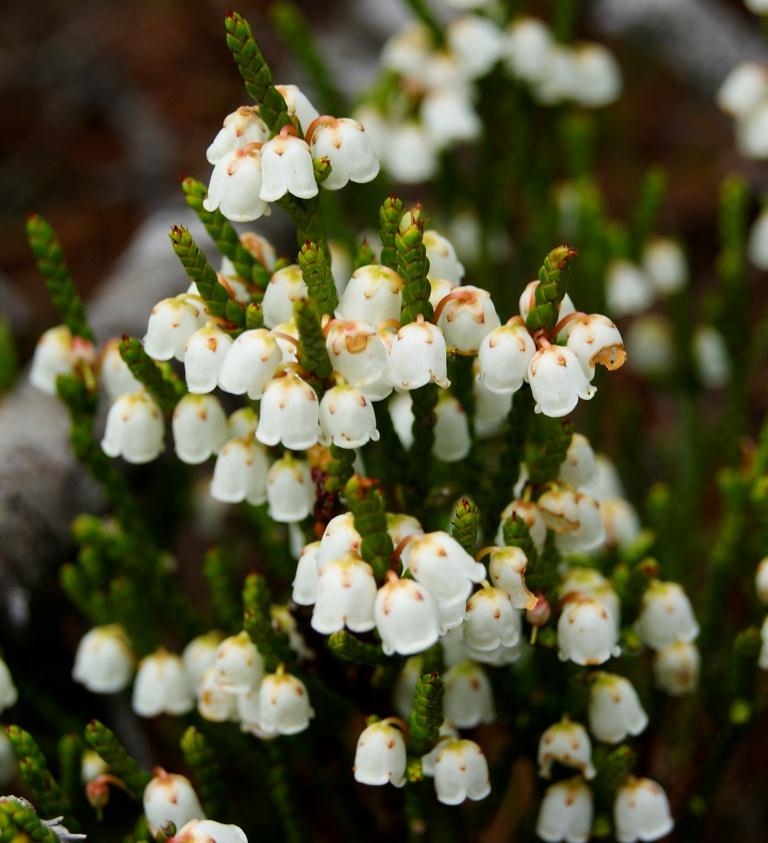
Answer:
[5,2,768,842]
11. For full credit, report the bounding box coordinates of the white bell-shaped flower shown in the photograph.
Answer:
[495,499,547,552]
[311,552,377,634]
[487,546,537,610]
[383,122,438,184]
[210,436,269,506]
[424,230,465,284]
[217,328,282,398]
[433,739,491,805]
[206,105,268,164]
[443,661,496,728]
[381,21,432,76]
[563,314,626,380]
[374,572,441,655]
[558,596,621,666]
[625,314,675,377]
[173,819,248,843]
[642,237,688,296]
[528,345,597,418]
[237,687,277,739]
[539,718,596,780]
[433,393,471,462]
[570,43,622,108]
[308,117,379,190]
[558,433,598,489]
[258,668,313,735]
[275,84,319,134]
[389,391,415,449]
[447,14,504,79]
[259,132,318,202]
[319,383,379,449]
[429,277,458,310]
[100,338,142,399]
[318,512,362,568]
[463,585,521,651]
[474,377,512,438]
[214,631,263,694]
[143,770,204,836]
[406,532,486,630]
[477,318,536,394]
[421,89,481,150]
[29,325,80,395]
[504,17,553,82]
[354,720,407,787]
[519,281,575,323]
[435,286,500,354]
[172,394,229,464]
[654,641,699,695]
[184,322,233,394]
[197,665,238,723]
[144,295,206,362]
[600,498,641,550]
[256,373,320,450]
[536,776,593,843]
[267,454,315,523]
[388,319,450,391]
[539,486,606,554]
[262,265,307,329]
[748,209,768,270]
[336,265,403,325]
[614,777,674,843]
[588,672,648,744]
[756,557,768,604]
[72,625,133,694]
[636,580,699,650]
[559,568,620,634]
[606,260,654,318]
[716,62,768,117]
[326,319,390,394]
[204,144,270,222]
[101,391,165,464]
[693,326,730,389]
[293,542,320,606]
[228,406,259,438]
[132,650,194,717]
[182,631,224,687]
[421,722,460,777]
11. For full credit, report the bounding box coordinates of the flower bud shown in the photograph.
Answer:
[528,345,597,418]
[716,62,768,117]
[406,531,486,630]
[335,265,403,325]
[477,318,536,394]
[375,573,441,656]
[308,117,379,190]
[258,669,314,735]
[184,323,234,394]
[172,394,229,464]
[570,43,622,108]
[436,286,500,354]
[275,84,319,134]
[144,296,206,362]
[217,328,283,399]
[588,672,648,744]
[536,776,593,843]
[433,739,491,805]
[463,585,521,651]
[72,625,133,694]
[443,661,496,728]
[143,770,204,836]
[259,133,318,202]
[206,105,268,165]
[636,581,699,650]
[354,720,407,788]
[564,314,626,380]
[526,595,551,628]
[605,260,654,318]
[642,237,688,296]
[256,373,320,450]
[101,391,165,464]
[266,454,315,523]
[653,641,700,695]
[447,15,504,80]
[613,777,673,843]
[311,553,377,634]
[173,819,248,843]
[388,320,450,391]
[214,631,264,694]
[505,17,553,82]
[433,393,471,462]
[326,319,390,394]
[133,650,194,717]
[197,665,238,722]
[210,436,269,506]
[204,144,271,222]
[538,718,596,779]
[182,631,225,687]
[558,596,621,666]
[100,338,142,399]
[487,546,537,610]
[319,384,379,449]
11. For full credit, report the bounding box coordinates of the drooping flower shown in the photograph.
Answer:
[258,668,314,735]
[536,776,593,843]
[538,718,596,780]
[388,319,450,391]
[613,777,674,843]
[210,436,270,506]
[319,384,380,449]
[374,572,441,656]
[132,650,194,717]
[204,144,271,222]
[588,672,648,744]
[206,106,268,164]
[256,373,321,450]
[432,739,491,805]
[311,553,377,635]
[72,625,133,695]
[101,391,165,465]
[308,117,380,190]
[214,631,264,694]
[558,596,621,666]
[354,720,407,788]
[266,454,315,523]
[528,345,597,418]
[184,322,234,394]
[217,328,283,399]
[172,394,229,464]
[443,661,496,728]
[143,770,205,836]
[335,265,404,325]
[259,132,318,202]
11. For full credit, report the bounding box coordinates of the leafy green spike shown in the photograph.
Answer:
[5,726,72,822]
[450,497,479,554]
[524,246,577,332]
[119,338,185,412]
[379,195,405,271]
[407,673,445,757]
[84,720,150,799]
[180,727,227,819]
[397,207,433,324]
[298,241,338,317]
[343,476,394,580]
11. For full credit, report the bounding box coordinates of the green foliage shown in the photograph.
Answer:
[397,208,433,324]
[379,195,405,271]
[84,720,150,799]
[204,547,244,635]
[328,631,389,665]
[294,297,333,394]
[5,726,72,823]
[243,574,294,672]
[298,239,338,317]
[407,673,445,757]
[449,496,479,554]
[343,476,394,579]
[524,246,577,332]
[180,727,227,819]
[119,337,185,412]
[0,799,59,843]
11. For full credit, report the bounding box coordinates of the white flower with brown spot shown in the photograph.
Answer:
[387,318,450,391]
[477,317,537,394]
[487,546,538,610]
[588,672,648,744]
[132,650,194,717]
[266,454,315,523]
[184,322,234,394]
[143,770,204,836]
[463,585,521,651]
[210,436,269,506]
[495,499,548,552]
[435,285,500,355]
[144,296,206,362]
[528,344,597,418]
[653,641,700,695]
[72,625,133,695]
[262,264,308,329]
[557,595,621,666]
[374,572,441,656]
[335,265,403,325]
[319,383,379,448]
[326,319,391,396]
[204,143,271,223]
[101,391,165,464]
[536,776,593,843]
[613,777,674,843]
[311,552,377,635]
[563,314,627,380]
[259,131,318,202]
[172,394,229,464]
[217,328,283,399]
[214,631,264,694]
[433,739,491,805]
[443,661,496,728]
[307,117,380,190]
[206,106,268,164]
[538,718,596,780]
[256,373,320,450]
[636,580,699,650]
[353,720,407,787]
[258,668,314,735]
